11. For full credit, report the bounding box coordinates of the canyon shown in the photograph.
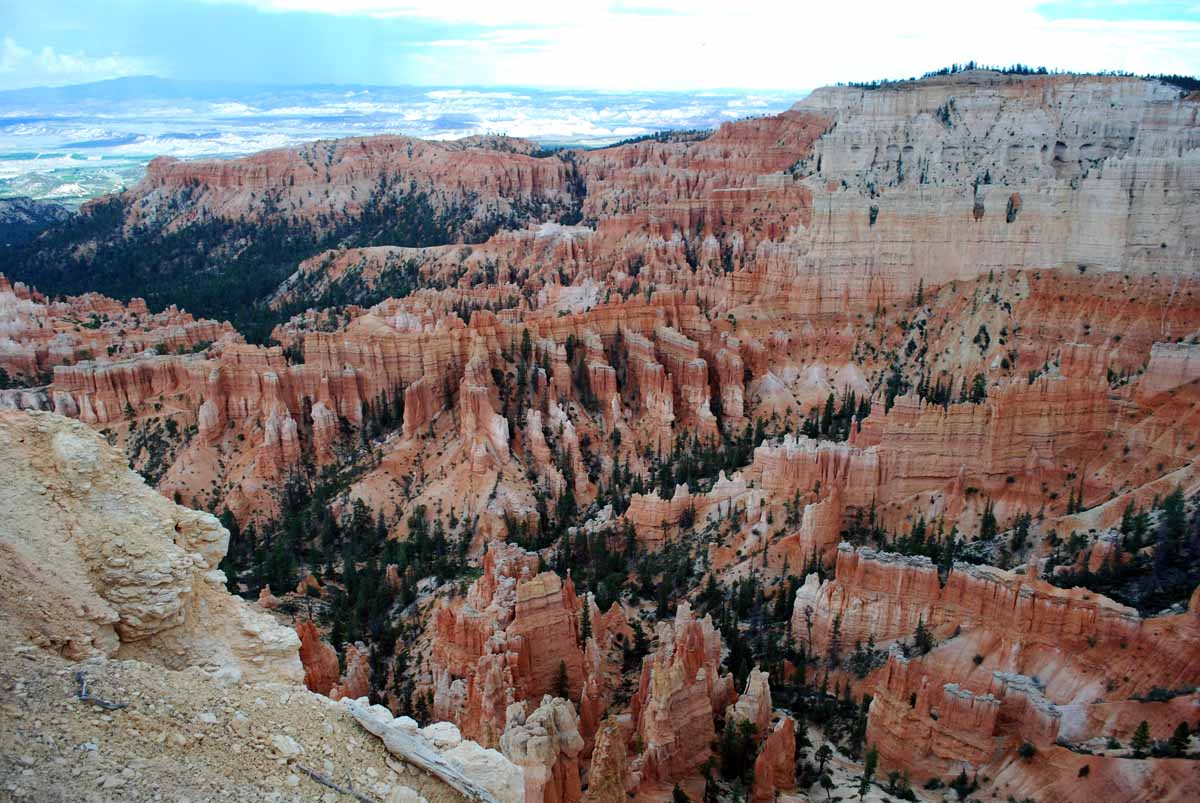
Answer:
[1,68,1199,802]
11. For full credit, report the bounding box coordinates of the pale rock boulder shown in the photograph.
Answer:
[0,409,302,683]
[387,788,428,803]
[343,696,525,803]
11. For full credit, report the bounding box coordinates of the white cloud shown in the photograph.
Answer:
[405,1,1200,90]
[0,37,152,90]
[167,1,1200,90]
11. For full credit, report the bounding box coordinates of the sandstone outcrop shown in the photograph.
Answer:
[630,603,735,784]
[500,696,584,803]
[131,134,578,238]
[0,409,302,682]
[296,619,340,695]
[796,544,1200,789]
[1139,341,1200,398]
[580,718,633,803]
[751,716,796,803]
[725,667,772,740]
[345,696,526,803]
[431,542,584,747]
[793,544,1149,662]
[330,642,373,701]
[5,69,1198,803]
[0,274,235,382]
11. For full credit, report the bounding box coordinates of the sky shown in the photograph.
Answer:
[1,0,1199,92]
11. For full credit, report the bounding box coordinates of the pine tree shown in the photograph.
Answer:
[555,660,570,699]
[580,599,592,644]
[969,372,988,403]
[950,769,971,799]
[828,613,843,667]
[1120,501,1136,535]
[980,498,997,540]
[1162,486,1187,544]
[1131,720,1151,756]
[820,393,835,436]
[1170,721,1191,756]
[815,743,833,776]
[859,747,878,796]
[914,617,934,655]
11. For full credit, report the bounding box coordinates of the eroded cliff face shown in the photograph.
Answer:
[129,134,580,238]
[580,718,633,803]
[0,408,303,683]
[7,71,1199,535]
[500,696,585,803]
[0,274,235,383]
[751,716,796,803]
[795,74,1198,285]
[794,543,1200,798]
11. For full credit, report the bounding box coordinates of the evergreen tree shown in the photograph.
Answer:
[969,372,988,403]
[950,769,971,799]
[718,719,758,782]
[980,498,997,540]
[580,599,592,643]
[859,747,878,797]
[828,613,843,667]
[1170,721,1191,756]
[1010,512,1031,554]
[820,393,835,436]
[914,617,934,655]
[555,660,570,699]
[625,620,650,671]
[697,571,723,613]
[815,743,833,776]
[1162,486,1187,545]
[1131,720,1151,756]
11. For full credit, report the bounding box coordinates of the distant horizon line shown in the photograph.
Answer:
[4,63,1197,98]
[0,74,813,96]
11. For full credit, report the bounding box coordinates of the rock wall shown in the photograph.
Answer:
[296,619,340,695]
[793,543,1143,658]
[129,134,578,236]
[725,667,772,740]
[0,274,235,381]
[791,72,1200,294]
[0,409,302,683]
[580,718,633,803]
[798,544,1200,786]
